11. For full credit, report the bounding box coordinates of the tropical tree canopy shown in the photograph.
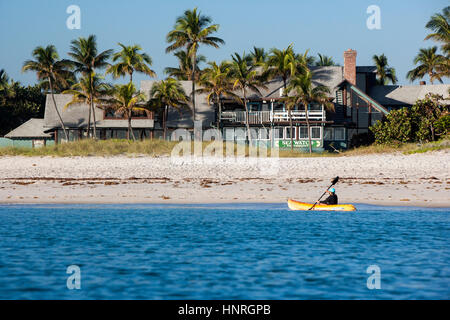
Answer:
[22,45,73,140]
[229,52,264,104]
[197,61,237,105]
[22,45,74,89]
[315,53,337,66]
[62,73,112,109]
[266,44,297,88]
[164,50,206,80]
[106,43,156,82]
[425,6,450,55]
[105,82,147,140]
[372,54,398,85]
[166,7,224,121]
[68,35,113,138]
[68,35,113,75]
[250,47,268,66]
[150,78,189,111]
[166,8,224,56]
[407,46,447,83]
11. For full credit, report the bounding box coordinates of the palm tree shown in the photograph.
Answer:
[166,7,224,121]
[372,54,398,85]
[106,43,156,83]
[285,70,333,153]
[164,50,206,80]
[407,47,446,84]
[0,69,14,103]
[150,78,190,140]
[229,52,266,143]
[425,6,450,55]
[68,35,113,138]
[266,45,297,90]
[315,53,337,66]
[22,45,73,141]
[0,69,9,91]
[38,72,77,93]
[197,61,237,129]
[62,74,112,139]
[105,83,147,141]
[250,47,268,66]
[266,45,297,150]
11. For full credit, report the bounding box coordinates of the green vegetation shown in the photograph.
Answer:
[372,54,397,85]
[166,7,225,121]
[0,138,447,157]
[22,45,73,140]
[370,93,449,144]
[0,79,45,136]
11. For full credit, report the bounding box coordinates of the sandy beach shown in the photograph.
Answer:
[0,151,449,207]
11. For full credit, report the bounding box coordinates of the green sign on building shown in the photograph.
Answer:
[278,140,322,149]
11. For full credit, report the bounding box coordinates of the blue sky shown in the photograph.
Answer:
[0,0,448,87]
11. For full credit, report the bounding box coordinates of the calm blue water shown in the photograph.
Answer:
[0,203,448,300]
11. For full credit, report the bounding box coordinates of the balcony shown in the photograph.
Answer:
[220,109,325,124]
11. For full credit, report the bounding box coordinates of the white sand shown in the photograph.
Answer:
[0,151,449,207]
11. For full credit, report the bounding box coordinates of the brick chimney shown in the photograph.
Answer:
[343,49,357,85]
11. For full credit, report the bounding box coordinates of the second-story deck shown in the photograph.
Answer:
[220,109,326,124]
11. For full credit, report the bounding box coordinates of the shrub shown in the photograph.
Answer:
[370,93,449,145]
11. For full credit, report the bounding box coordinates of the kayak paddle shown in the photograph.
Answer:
[308,176,339,210]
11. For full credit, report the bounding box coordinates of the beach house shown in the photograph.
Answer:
[140,49,449,151]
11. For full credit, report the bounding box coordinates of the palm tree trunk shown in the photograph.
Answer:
[243,88,251,144]
[289,108,293,151]
[49,78,69,142]
[128,110,136,141]
[305,103,312,153]
[217,95,222,130]
[191,53,197,122]
[90,77,97,139]
[163,105,167,140]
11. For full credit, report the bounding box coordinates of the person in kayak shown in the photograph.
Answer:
[318,187,338,205]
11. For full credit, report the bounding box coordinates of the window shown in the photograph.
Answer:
[273,103,285,112]
[334,128,345,140]
[285,127,296,139]
[299,127,308,139]
[273,127,283,140]
[223,128,235,141]
[324,128,333,141]
[259,128,269,140]
[235,128,246,140]
[248,102,260,112]
[311,127,321,139]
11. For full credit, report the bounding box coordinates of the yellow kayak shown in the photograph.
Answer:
[288,199,356,211]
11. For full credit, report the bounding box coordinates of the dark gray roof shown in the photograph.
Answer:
[369,84,450,106]
[44,94,104,128]
[141,80,215,128]
[356,66,377,73]
[246,66,344,100]
[5,118,52,138]
[43,94,154,129]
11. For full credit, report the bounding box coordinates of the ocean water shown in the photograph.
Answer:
[0,203,448,300]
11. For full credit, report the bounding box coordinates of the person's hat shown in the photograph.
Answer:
[329,187,335,193]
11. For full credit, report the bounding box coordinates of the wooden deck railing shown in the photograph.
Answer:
[220,110,325,124]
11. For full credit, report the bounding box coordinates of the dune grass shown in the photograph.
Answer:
[0,138,448,157]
